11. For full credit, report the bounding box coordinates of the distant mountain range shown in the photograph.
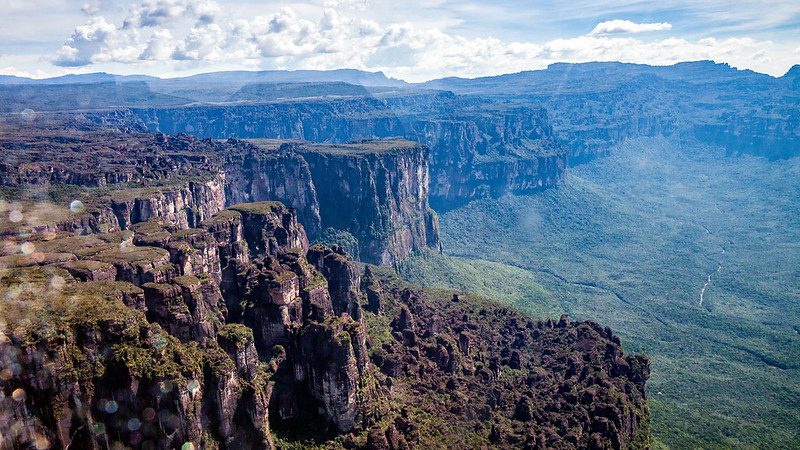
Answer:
[1,61,797,87]
[1,61,797,160]
[0,68,406,87]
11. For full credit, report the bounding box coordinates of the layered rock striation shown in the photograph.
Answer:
[85,93,568,209]
[0,202,371,449]
[0,123,440,265]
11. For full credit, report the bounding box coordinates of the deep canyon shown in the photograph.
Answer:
[0,60,798,449]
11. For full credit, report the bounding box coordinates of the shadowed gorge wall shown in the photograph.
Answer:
[0,125,440,265]
[0,201,650,449]
[85,93,567,210]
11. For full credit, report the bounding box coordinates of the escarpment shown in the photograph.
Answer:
[0,124,439,265]
[0,202,372,449]
[421,61,800,163]
[0,200,651,448]
[291,140,441,265]
[0,103,651,449]
[85,93,568,209]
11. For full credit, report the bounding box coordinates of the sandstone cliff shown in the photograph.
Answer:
[293,140,440,264]
[0,201,651,449]
[86,93,568,209]
[0,202,371,449]
[421,62,800,163]
[0,120,651,449]
[0,123,440,265]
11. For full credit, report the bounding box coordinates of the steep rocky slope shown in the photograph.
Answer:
[0,202,369,449]
[0,122,439,265]
[423,61,800,162]
[0,120,650,449]
[292,140,440,265]
[85,93,566,209]
[0,199,650,449]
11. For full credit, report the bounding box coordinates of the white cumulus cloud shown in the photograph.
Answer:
[54,16,120,66]
[47,4,790,80]
[123,0,219,28]
[171,23,226,60]
[589,19,672,36]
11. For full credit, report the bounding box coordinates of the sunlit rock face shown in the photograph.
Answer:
[0,202,370,449]
[84,93,568,210]
[0,125,441,266]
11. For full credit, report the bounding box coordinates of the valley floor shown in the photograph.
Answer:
[400,137,800,449]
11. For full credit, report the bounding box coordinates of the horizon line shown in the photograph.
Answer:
[3,59,798,84]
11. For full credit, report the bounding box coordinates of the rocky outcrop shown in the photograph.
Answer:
[0,125,440,266]
[298,316,368,432]
[0,275,251,450]
[223,141,322,238]
[109,173,226,229]
[363,269,651,449]
[83,94,567,209]
[296,140,441,264]
[0,200,651,448]
[308,245,362,317]
[0,201,373,449]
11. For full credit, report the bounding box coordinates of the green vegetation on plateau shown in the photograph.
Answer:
[401,137,800,449]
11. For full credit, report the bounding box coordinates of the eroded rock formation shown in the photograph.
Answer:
[0,120,651,449]
[0,202,372,449]
[0,201,651,449]
[83,93,567,209]
[0,123,440,265]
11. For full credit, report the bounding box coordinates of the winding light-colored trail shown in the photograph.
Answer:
[699,263,722,307]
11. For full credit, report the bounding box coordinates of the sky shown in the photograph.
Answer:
[0,0,798,82]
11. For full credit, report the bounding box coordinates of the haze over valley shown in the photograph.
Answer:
[1,1,798,449]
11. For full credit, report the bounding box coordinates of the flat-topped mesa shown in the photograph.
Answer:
[0,125,228,236]
[412,105,565,209]
[288,139,441,265]
[84,94,569,209]
[222,138,441,265]
[0,125,441,266]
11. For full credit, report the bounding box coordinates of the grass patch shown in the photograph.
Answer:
[402,136,800,448]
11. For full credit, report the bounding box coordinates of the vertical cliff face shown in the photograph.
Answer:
[223,141,322,238]
[0,201,373,450]
[0,127,441,267]
[222,138,440,264]
[298,316,368,432]
[410,107,566,207]
[295,140,441,265]
[307,245,362,317]
[87,94,568,209]
[109,173,227,229]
